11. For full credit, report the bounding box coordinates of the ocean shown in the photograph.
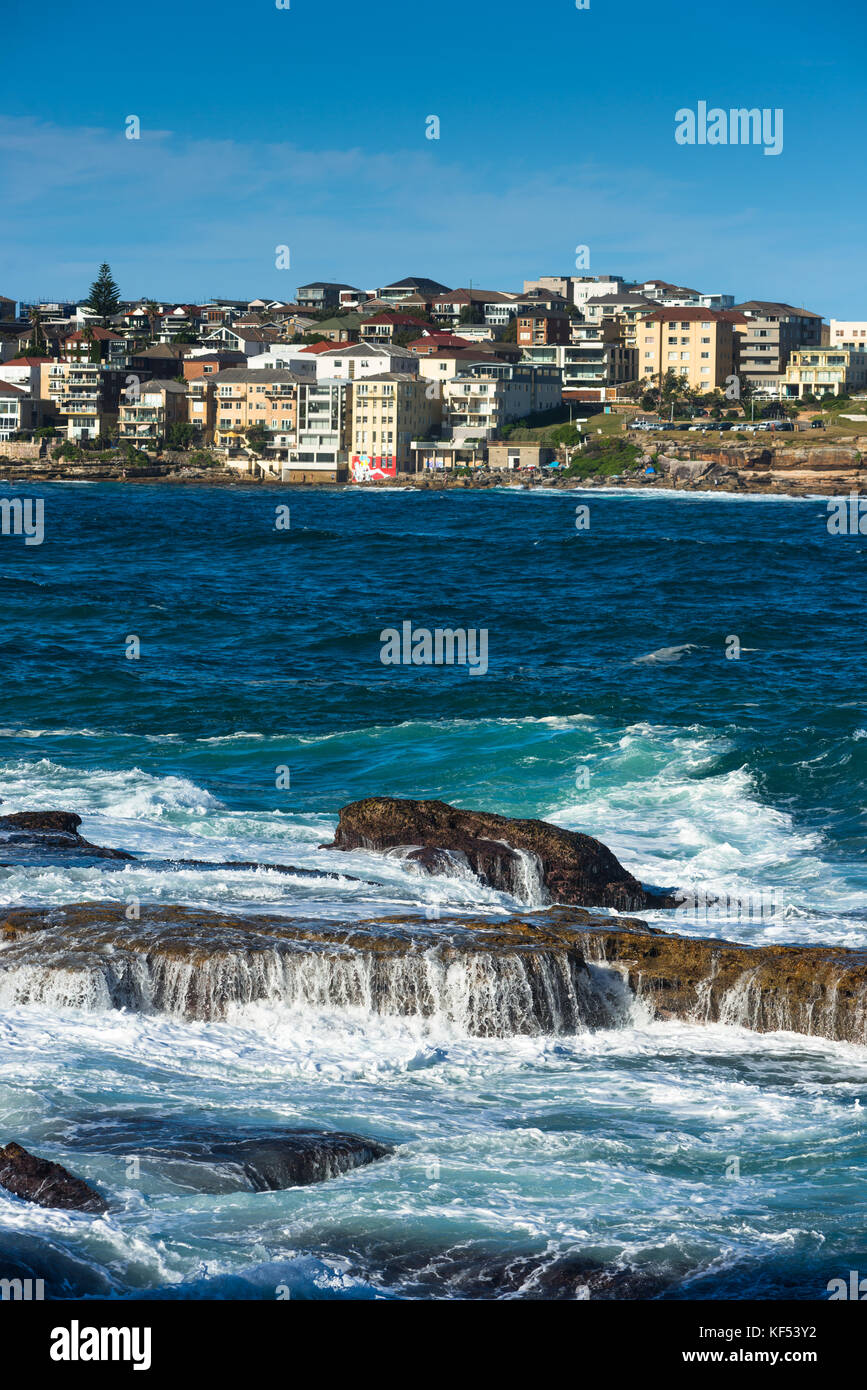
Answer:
[1,479,865,1300]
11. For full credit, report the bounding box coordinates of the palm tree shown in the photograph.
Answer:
[28,306,46,355]
[145,301,161,342]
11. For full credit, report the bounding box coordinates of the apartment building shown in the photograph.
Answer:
[521,324,636,391]
[732,302,824,396]
[287,378,352,480]
[118,380,188,446]
[39,360,129,439]
[637,308,741,391]
[313,342,419,380]
[523,277,578,302]
[182,352,247,381]
[210,368,304,452]
[570,276,626,312]
[0,356,51,396]
[581,294,659,350]
[516,308,571,347]
[349,373,442,477]
[443,362,562,442]
[782,345,867,399]
[828,320,867,350]
[0,379,27,439]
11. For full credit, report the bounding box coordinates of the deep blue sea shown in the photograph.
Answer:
[1,480,866,1300]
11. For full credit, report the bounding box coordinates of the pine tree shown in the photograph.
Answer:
[86,263,121,318]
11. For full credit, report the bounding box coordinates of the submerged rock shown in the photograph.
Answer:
[152,857,373,883]
[0,811,133,864]
[0,1142,108,1213]
[53,1118,392,1192]
[311,1234,670,1300]
[0,810,376,881]
[323,797,674,910]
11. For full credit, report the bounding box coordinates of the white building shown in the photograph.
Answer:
[829,320,867,350]
[443,362,562,442]
[242,346,316,376]
[312,342,419,381]
[571,276,626,311]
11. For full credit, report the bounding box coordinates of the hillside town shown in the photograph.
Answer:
[1,266,865,483]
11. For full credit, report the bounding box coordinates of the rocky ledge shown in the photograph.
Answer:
[2,902,866,1044]
[323,796,675,911]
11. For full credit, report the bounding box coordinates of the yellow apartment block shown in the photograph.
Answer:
[637,308,741,392]
[349,373,441,472]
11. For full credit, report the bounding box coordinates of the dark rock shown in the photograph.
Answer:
[0,1143,108,1213]
[176,1131,394,1190]
[153,857,372,883]
[0,811,133,863]
[298,1231,670,1300]
[48,1117,393,1193]
[323,797,674,910]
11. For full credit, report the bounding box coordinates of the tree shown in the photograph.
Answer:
[245,424,269,455]
[167,420,196,449]
[27,306,46,355]
[83,323,101,363]
[145,301,161,340]
[86,263,121,319]
[618,380,644,404]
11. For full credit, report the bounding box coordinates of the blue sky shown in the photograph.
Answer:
[2,0,865,315]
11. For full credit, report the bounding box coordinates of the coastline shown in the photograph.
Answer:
[2,436,863,499]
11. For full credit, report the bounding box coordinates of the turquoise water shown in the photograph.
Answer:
[0,481,865,1298]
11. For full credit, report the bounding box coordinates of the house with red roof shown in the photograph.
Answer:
[61,327,129,366]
